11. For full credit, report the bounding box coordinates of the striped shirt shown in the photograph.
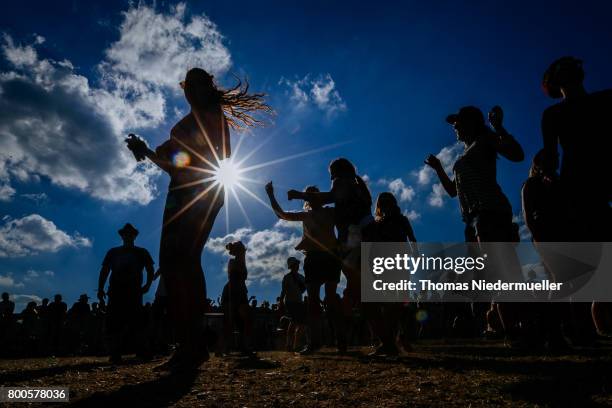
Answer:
[453,137,512,220]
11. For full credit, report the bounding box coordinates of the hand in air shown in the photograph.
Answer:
[488,105,504,131]
[424,154,442,170]
[125,133,148,162]
[265,181,274,196]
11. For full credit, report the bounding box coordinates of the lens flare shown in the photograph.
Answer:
[172,151,191,168]
[415,309,429,323]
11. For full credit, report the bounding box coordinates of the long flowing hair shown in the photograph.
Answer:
[184,68,273,130]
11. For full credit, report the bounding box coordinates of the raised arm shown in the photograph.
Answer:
[488,106,524,162]
[125,134,173,173]
[424,155,457,197]
[265,182,306,221]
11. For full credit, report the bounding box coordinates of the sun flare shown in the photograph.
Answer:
[213,159,243,190]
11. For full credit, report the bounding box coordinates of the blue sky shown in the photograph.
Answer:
[1,0,611,311]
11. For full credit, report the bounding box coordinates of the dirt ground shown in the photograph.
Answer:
[1,340,612,407]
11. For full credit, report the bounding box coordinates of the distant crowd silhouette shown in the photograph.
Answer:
[2,57,610,370]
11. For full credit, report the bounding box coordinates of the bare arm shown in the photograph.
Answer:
[488,106,524,162]
[265,182,306,221]
[287,189,335,204]
[142,263,155,294]
[144,148,173,173]
[424,155,457,197]
[97,264,111,302]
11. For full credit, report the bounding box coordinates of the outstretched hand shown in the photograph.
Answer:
[125,133,148,162]
[287,189,300,201]
[488,105,504,131]
[424,154,442,170]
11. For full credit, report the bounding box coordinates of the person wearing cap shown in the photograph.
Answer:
[280,257,307,352]
[424,105,525,340]
[98,223,154,363]
[541,56,612,242]
[124,68,272,371]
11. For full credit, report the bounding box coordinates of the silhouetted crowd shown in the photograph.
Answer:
[1,56,611,366]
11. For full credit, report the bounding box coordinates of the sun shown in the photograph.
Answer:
[164,132,351,234]
[213,159,243,190]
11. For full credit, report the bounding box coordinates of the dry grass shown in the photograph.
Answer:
[1,340,612,407]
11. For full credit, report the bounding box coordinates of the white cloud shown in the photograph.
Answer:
[0,214,91,258]
[102,2,231,90]
[416,143,463,186]
[207,225,302,283]
[22,269,53,282]
[10,294,43,313]
[0,183,15,202]
[0,3,233,204]
[280,74,347,116]
[428,183,446,208]
[0,274,24,288]
[513,214,532,241]
[20,192,48,204]
[274,219,301,230]
[385,178,415,202]
[404,209,421,221]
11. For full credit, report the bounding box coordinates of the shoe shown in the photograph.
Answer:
[368,344,399,357]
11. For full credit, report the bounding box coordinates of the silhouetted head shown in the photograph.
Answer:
[303,185,320,210]
[287,257,300,273]
[1,292,8,301]
[446,106,486,144]
[79,294,89,304]
[329,158,357,180]
[54,294,62,302]
[529,149,548,178]
[542,57,584,99]
[42,298,49,306]
[26,301,37,310]
[181,68,219,109]
[118,223,138,246]
[375,192,402,220]
[225,241,246,257]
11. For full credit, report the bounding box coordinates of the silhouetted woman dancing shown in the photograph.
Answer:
[126,68,271,371]
[288,158,373,309]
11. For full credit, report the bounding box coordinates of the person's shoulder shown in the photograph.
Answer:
[135,246,152,255]
[171,113,195,135]
[543,101,565,118]
[105,247,122,256]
